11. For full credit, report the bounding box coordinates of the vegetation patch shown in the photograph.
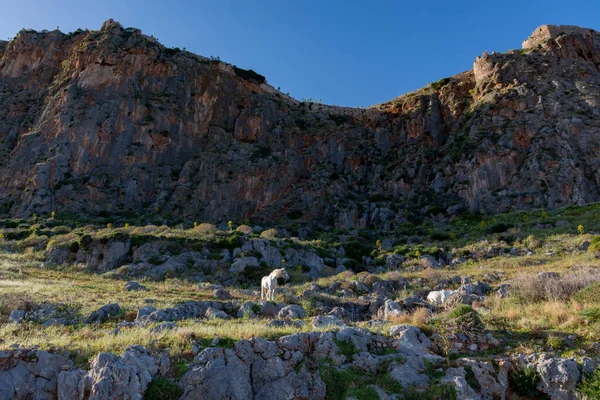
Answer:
[509,365,541,397]
[233,66,266,84]
[143,378,183,400]
[431,77,451,91]
[579,368,600,399]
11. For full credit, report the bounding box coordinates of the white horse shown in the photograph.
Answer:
[427,289,456,305]
[261,268,290,301]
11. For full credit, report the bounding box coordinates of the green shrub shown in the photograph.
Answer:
[78,234,93,251]
[429,231,450,241]
[319,365,362,400]
[403,384,457,400]
[588,236,600,254]
[344,240,374,261]
[464,365,481,391]
[426,205,446,215]
[232,66,266,83]
[214,233,241,251]
[546,335,564,350]
[447,305,484,332]
[68,241,80,253]
[431,77,450,91]
[580,307,600,323]
[343,259,365,273]
[486,223,512,234]
[579,368,600,399]
[143,378,182,400]
[347,386,379,400]
[573,283,600,304]
[333,339,358,358]
[509,365,541,397]
[319,364,403,400]
[148,255,165,265]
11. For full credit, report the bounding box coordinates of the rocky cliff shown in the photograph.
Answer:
[0,20,599,228]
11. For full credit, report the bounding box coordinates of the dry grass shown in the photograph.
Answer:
[511,269,600,302]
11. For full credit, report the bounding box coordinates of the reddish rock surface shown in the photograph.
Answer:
[0,20,599,228]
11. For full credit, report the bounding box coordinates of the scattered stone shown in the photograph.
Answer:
[311,315,346,329]
[278,304,306,319]
[149,322,176,333]
[377,299,404,320]
[229,256,259,274]
[268,319,305,328]
[236,302,257,319]
[536,271,560,280]
[213,288,233,300]
[9,310,25,323]
[205,307,230,320]
[125,281,147,292]
[85,303,121,324]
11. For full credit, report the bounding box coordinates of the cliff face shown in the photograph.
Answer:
[0,20,599,228]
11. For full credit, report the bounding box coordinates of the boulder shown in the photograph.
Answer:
[457,358,510,400]
[371,280,395,299]
[385,254,405,268]
[532,355,580,400]
[258,301,280,317]
[230,256,259,274]
[179,340,326,400]
[311,315,346,329]
[389,325,431,353]
[9,310,25,323]
[78,345,169,400]
[0,349,74,399]
[213,288,233,300]
[377,299,404,321]
[241,239,282,268]
[278,305,306,319]
[441,367,482,400]
[85,303,121,324]
[458,281,490,296]
[237,302,257,319]
[205,307,230,320]
[380,240,393,251]
[125,281,147,292]
[149,322,176,333]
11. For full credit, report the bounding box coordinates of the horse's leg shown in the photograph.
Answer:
[261,285,264,300]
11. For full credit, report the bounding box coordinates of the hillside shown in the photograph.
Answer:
[0,20,599,228]
[2,20,600,399]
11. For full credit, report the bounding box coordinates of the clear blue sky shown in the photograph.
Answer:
[2,0,599,107]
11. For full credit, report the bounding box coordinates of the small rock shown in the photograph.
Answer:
[205,307,230,320]
[278,304,307,319]
[268,319,305,328]
[236,302,257,319]
[311,315,346,329]
[213,288,233,300]
[149,322,176,333]
[9,310,25,323]
[85,303,121,324]
[125,281,147,292]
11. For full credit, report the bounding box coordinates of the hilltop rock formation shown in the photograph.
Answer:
[0,21,599,228]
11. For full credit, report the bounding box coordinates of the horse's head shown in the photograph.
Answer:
[281,268,290,281]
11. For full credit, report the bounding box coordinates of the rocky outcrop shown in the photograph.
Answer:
[0,329,595,399]
[0,21,599,226]
[0,348,74,399]
[60,345,169,400]
[179,341,326,400]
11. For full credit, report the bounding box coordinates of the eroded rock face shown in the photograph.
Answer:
[179,338,327,400]
[0,348,74,399]
[0,22,599,226]
[72,345,169,400]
